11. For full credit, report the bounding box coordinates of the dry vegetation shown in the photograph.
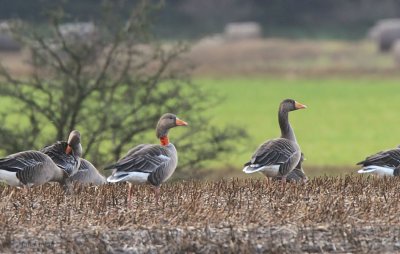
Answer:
[1,176,400,253]
[2,38,400,79]
[188,38,399,77]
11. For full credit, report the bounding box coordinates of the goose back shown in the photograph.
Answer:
[67,159,106,185]
[107,143,178,186]
[41,141,80,177]
[0,150,64,186]
[357,148,400,168]
[243,138,301,177]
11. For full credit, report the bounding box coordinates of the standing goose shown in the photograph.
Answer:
[243,99,307,182]
[67,159,106,185]
[0,150,66,187]
[40,130,82,178]
[357,146,400,176]
[106,113,188,201]
[273,153,308,183]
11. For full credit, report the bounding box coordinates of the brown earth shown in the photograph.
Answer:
[1,176,399,253]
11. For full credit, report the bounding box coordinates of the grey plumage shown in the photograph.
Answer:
[41,141,80,177]
[357,146,400,176]
[106,113,188,187]
[273,153,307,182]
[357,148,400,168]
[243,99,306,179]
[67,159,106,185]
[0,150,65,187]
[40,130,82,177]
[107,144,177,186]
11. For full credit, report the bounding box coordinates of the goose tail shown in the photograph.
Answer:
[358,165,394,176]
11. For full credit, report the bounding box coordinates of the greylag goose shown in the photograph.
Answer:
[106,113,188,201]
[273,153,308,182]
[243,99,307,182]
[40,130,82,178]
[357,146,400,176]
[0,150,66,187]
[67,159,106,185]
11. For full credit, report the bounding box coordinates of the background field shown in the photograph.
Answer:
[2,39,400,177]
[199,77,400,176]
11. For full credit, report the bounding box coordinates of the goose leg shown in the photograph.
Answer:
[281,176,287,190]
[22,185,29,196]
[127,183,133,204]
[264,176,270,186]
[62,181,74,195]
[153,186,160,204]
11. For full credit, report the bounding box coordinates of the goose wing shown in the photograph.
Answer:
[109,144,171,174]
[0,151,50,171]
[244,138,300,176]
[68,159,106,185]
[357,148,400,168]
[41,141,79,176]
[0,151,54,185]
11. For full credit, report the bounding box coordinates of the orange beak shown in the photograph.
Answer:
[295,101,307,110]
[175,118,188,126]
[65,145,72,155]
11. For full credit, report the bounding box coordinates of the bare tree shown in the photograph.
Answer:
[0,0,245,175]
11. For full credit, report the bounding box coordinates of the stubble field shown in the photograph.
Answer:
[1,176,400,253]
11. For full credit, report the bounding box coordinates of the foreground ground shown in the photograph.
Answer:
[1,176,399,253]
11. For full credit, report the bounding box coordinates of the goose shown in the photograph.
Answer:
[243,99,307,182]
[40,130,82,178]
[357,146,400,176]
[0,150,67,187]
[106,113,188,201]
[273,153,308,182]
[67,159,106,185]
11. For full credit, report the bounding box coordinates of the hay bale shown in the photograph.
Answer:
[0,21,21,51]
[368,19,400,52]
[0,34,20,51]
[224,22,262,41]
[195,34,225,49]
[59,22,97,43]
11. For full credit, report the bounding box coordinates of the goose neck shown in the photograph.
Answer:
[278,110,296,142]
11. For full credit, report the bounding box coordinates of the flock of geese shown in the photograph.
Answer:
[0,99,399,199]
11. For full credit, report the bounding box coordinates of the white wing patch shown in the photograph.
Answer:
[243,164,280,177]
[0,170,21,186]
[107,171,149,184]
[157,154,171,161]
[358,166,395,176]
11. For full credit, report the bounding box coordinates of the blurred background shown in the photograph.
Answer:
[0,0,400,178]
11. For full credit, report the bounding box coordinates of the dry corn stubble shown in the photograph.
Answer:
[1,175,400,253]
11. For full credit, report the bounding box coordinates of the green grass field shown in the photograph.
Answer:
[198,77,400,171]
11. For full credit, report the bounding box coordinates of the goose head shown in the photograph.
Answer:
[65,130,82,157]
[156,113,188,139]
[280,99,307,113]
